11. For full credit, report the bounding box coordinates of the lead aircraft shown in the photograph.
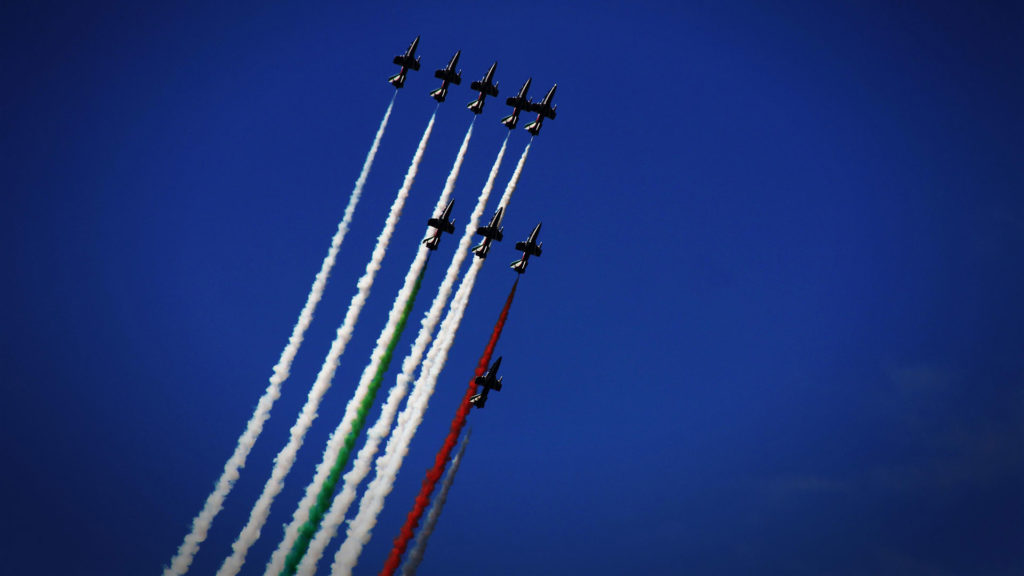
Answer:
[389,36,421,88]
[524,84,557,135]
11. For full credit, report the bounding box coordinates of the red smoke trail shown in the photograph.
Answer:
[380,277,519,576]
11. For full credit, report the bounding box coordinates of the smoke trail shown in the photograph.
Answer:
[384,279,517,576]
[496,140,531,210]
[216,111,436,576]
[293,137,510,576]
[267,121,476,576]
[400,429,471,576]
[332,142,532,575]
[163,94,396,576]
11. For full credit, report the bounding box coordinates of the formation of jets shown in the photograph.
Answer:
[391,36,552,410]
[389,36,559,135]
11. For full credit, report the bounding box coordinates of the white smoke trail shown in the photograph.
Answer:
[216,112,437,576]
[265,120,475,576]
[163,94,396,576]
[294,137,510,576]
[400,429,471,576]
[331,142,532,575]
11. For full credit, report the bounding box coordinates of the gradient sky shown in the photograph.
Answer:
[2,1,1022,575]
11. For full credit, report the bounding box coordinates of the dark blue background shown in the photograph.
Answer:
[2,2,1021,574]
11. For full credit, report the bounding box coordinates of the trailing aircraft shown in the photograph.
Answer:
[469,357,504,409]
[510,222,543,273]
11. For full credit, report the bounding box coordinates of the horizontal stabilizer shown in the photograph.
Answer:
[430,86,447,102]
[469,393,486,408]
[388,73,406,88]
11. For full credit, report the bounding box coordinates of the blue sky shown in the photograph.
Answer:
[2,1,1022,574]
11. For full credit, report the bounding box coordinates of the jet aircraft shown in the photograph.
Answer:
[500,78,532,129]
[510,222,543,273]
[469,357,504,409]
[429,50,462,102]
[423,199,456,251]
[389,36,421,88]
[524,84,557,135]
[472,206,504,258]
[467,62,499,114]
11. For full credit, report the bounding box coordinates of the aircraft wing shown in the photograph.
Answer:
[428,218,455,233]
[434,69,462,84]
[475,226,502,240]
[393,55,421,70]
[515,241,542,256]
[470,81,498,96]
[527,102,556,119]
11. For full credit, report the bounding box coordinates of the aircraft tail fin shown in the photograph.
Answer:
[524,119,541,136]
[500,113,518,129]
[430,86,447,102]
[467,98,484,114]
[388,73,405,88]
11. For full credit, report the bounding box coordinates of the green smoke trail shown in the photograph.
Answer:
[281,261,428,576]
